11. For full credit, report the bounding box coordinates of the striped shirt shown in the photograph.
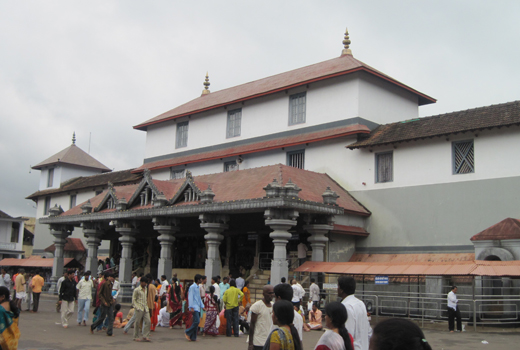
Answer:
[133,285,149,312]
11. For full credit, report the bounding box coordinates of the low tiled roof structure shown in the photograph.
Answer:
[134,123,370,173]
[32,143,111,172]
[26,169,142,200]
[44,237,85,253]
[349,253,475,263]
[52,164,370,220]
[296,260,520,277]
[0,256,81,268]
[348,100,520,149]
[470,218,520,241]
[134,54,435,131]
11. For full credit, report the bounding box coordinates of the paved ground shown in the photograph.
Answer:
[18,295,520,350]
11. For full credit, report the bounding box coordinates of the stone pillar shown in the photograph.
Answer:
[305,224,333,262]
[265,209,298,285]
[83,228,103,275]
[200,214,228,287]
[49,226,71,293]
[154,219,179,281]
[116,226,138,283]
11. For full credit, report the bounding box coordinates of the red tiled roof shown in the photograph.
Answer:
[349,253,475,263]
[296,260,520,276]
[44,238,85,253]
[134,54,435,130]
[470,218,520,241]
[26,169,142,200]
[0,256,79,268]
[330,225,369,237]
[32,144,111,172]
[348,100,520,149]
[134,124,370,173]
[63,164,370,217]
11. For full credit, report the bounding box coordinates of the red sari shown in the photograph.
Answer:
[183,297,193,329]
[169,288,183,327]
[150,301,159,331]
[203,294,219,335]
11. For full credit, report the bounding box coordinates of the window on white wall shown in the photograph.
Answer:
[452,140,474,174]
[44,196,51,215]
[376,151,393,183]
[287,150,305,169]
[170,168,185,179]
[47,168,54,187]
[10,223,19,243]
[227,109,242,138]
[69,194,77,209]
[289,92,306,125]
[176,121,189,148]
[224,161,238,172]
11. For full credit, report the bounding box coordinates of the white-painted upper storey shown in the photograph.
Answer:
[144,72,420,160]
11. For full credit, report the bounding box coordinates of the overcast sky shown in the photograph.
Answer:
[1,1,519,218]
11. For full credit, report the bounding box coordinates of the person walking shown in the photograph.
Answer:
[76,271,93,326]
[223,279,244,337]
[338,276,369,350]
[291,279,305,309]
[248,285,274,350]
[447,285,462,332]
[309,278,320,307]
[185,274,205,342]
[25,272,33,311]
[133,277,151,342]
[90,273,116,336]
[58,270,77,328]
[0,269,11,290]
[14,269,26,311]
[30,270,45,313]
[203,285,219,336]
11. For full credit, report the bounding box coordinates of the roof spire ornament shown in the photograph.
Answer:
[72,132,76,145]
[201,72,210,96]
[341,27,352,56]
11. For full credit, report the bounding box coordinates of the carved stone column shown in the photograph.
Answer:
[83,227,104,275]
[49,224,72,293]
[305,223,333,262]
[265,209,298,285]
[153,218,179,281]
[200,214,229,287]
[115,224,138,283]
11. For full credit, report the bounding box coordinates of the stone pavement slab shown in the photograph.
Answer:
[18,295,520,350]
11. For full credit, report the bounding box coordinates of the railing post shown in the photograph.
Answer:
[473,299,477,332]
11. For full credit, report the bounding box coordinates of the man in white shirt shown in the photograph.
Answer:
[338,276,369,350]
[0,269,11,290]
[248,285,274,350]
[291,279,304,308]
[236,274,245,290]
[76,271,93,326]
[159,275,169,296]
[131,273,138,289]
[273,283,303,346]
[447,285,462,332]
[309,278,320,306]
[211,276,221,303]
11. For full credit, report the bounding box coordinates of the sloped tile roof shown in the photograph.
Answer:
[349,253,475,263]
[44,237,85,252]
[26,169,142,200]
[134,54,435,130]
[348,100,520,149]
[470,218,520,241]
[63,164,370,217]
[134,123,370,173]
[0,256,79,268]
[32,144,111,171]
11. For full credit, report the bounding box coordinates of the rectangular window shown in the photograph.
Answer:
[44,196,51,215]
[453,140,474,174]
[47,168,54,187]
[170,168,185,179]
[176,121,189,148]
[10,223,19,243]
[224,161,238,172]
[376,152,393,183]
[289,92,306,125]
[227,109,242,138]
[287,150,305,169]
[69,194,77,209]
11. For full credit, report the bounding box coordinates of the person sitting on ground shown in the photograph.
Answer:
[158,306,170,327]
[112,304,124,328]
[304,303,323,331]
[238,302,250,334]
[369,318,432,350]
[314,301,353,350]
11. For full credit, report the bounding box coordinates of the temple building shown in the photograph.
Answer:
[35,29,520,298]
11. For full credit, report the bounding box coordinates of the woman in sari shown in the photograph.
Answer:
[203,286,219,336]
[242,280,251,308]
[169,278,183,328]
[265,300,301,350]
[182,283,193,330]
[0,286,20,350]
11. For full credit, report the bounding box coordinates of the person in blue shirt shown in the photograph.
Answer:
[185,274,205,341]
[219,276,230,306]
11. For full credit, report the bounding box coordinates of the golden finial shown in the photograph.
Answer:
[72,132,76,145]
[201,72,210,95]
[341,27,352,56]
